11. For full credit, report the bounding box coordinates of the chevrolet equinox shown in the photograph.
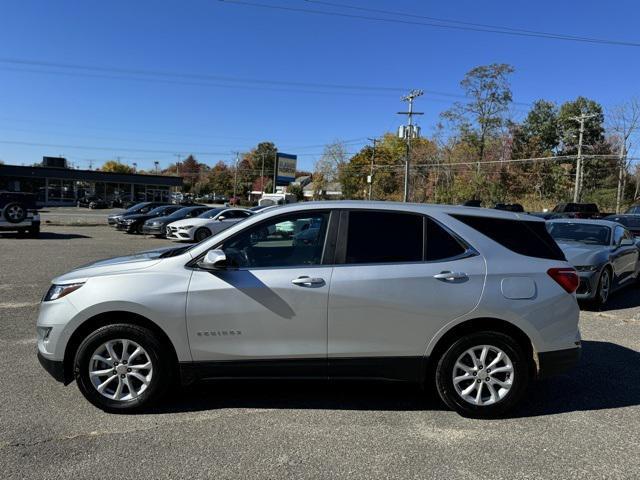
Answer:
[37,201,581,418]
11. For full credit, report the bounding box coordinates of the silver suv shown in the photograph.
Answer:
[37,202,581,418]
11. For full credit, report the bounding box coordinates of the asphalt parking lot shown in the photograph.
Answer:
[1,224,639,479]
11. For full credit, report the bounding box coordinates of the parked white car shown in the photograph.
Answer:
[166,207,253,242]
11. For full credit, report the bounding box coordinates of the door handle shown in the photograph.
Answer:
[433,271,468,282]
[291,276,325,287]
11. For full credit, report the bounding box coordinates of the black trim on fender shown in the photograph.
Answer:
[37,351,67,384]
[537,347,581,379]
[179,356,427,385]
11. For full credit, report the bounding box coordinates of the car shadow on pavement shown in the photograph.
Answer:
[581,285,640,312]
[513,340,640,417]
[146,340,639,417]
[0,232,91,240]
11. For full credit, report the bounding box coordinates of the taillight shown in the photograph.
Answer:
[547,267,579,294]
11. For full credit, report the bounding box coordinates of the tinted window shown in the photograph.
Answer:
[222,212,329,268]
[198,208,224,219]
[426,218,467,261]
[345,211,423,264]
[614,226,625,246]
[451,214,565,261]
[547,223,611,246]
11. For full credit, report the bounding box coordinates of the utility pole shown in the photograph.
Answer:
[570,113,597,202]
[616,141,626,213]
[273,150,278,194]
[132,162,137,172]
[233,152,239,200]
[398,90,424,202]
[174,154,182,175]
[154,161,159,174]
[260,153,265,194]
[367,137,378,201]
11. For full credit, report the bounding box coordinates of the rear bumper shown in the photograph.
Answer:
[37,351,66,383]
[538,346,581,379]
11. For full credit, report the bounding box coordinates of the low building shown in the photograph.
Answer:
[302,181,342,199]
[0,158,182,206]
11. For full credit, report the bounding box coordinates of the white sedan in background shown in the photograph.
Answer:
[166,207,253,242]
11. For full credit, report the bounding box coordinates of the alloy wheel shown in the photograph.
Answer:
[6,205,24,220]
[452,345,514,406]
[599,270,610,304]
[89,339,153,401]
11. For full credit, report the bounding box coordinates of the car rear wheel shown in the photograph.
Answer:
[74,324,172,412]
[194,227,211,242]
[435,331,529,418]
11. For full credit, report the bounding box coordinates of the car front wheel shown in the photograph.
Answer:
[194,227,211,242]
[74,324,172,412]
[435,331,529,418]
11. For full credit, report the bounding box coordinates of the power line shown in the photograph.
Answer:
[303,0,635,45]
[219,0,640,48]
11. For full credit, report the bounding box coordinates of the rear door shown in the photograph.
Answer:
[327,210,486,381]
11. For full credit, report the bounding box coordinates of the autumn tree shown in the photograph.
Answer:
[100,160,134,174]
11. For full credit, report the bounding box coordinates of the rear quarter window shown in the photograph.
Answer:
[450,214,566,261]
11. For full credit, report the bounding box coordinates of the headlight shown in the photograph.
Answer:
[575,265,599,272]
[43,283,85,302]
[179,225,193,230]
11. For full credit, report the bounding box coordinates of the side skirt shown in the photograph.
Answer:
[179,356,427,386]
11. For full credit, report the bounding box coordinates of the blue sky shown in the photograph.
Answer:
[0,0,638,172]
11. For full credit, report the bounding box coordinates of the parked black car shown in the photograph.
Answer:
[142,205,212,237]
[116,204,184,234]
[107,202,170,226]
[494,203,525,212]
[603,214,640,236]
[77,196,108,209]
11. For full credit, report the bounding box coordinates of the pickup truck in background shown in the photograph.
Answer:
[530,202,611,220]
[0,192,40,237]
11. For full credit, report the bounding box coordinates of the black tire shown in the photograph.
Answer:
[136,223,145,235]
[194,227,211,242]
[594,267,611,307]
[2,202,27,223]
[435,331,530,419]
[74,323,173,413]
[28,226,40,237]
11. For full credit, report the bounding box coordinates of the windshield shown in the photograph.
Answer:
[167,207,194,218]
[547,223,611,246]
[197,208,224,219]
[148,206,171,215]
[125,202,149,213]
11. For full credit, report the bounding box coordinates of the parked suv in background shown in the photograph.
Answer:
[36,201,581,418]
[0,191,40,237]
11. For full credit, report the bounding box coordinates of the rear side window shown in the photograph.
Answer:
[450,214,565,261]
[345,211,423,264]
[426,218,467,261]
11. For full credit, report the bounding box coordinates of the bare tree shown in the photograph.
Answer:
[608,98,640,210]
[313,140,348,199]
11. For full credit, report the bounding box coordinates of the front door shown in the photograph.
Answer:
[327,210,486,381]
[186,210,334,377]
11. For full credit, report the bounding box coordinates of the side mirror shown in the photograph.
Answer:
[218,216,226,221]
[197,249,227,270]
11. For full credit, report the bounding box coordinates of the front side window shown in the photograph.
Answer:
[345,211,423,264]
[221,212,329,268]
[614,226,625,246]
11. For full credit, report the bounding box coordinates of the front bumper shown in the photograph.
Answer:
[116,223,136,232]
[538,345,581,379]
[142,224,164,235]
[575,270,601,300]
[37,351,66,383]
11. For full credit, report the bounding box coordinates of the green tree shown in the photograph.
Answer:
[288,183,304,201]
[442,63,515,163]
[207,161,233,197]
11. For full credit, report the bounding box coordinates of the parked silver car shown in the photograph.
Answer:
[546,219,640,305]
[37,202,581,418]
